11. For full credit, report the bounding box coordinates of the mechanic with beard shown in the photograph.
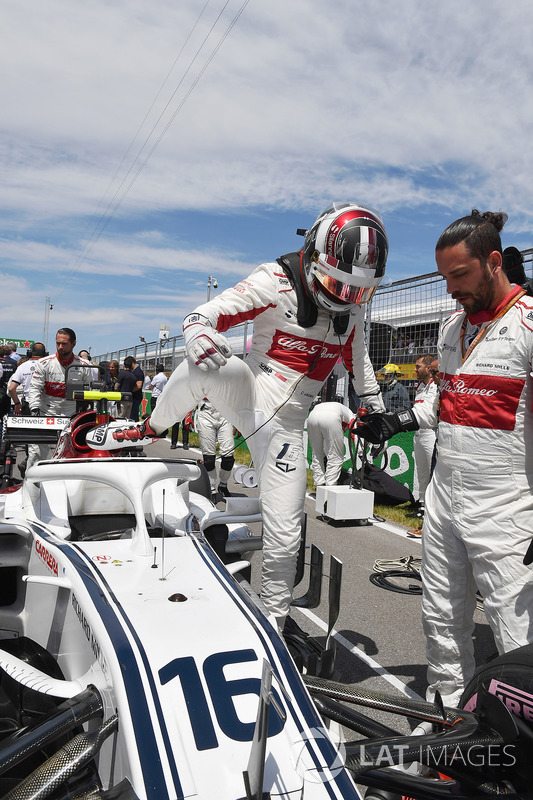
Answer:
[355,209,533,708]
[27,327,94,470]
[87,202,388,628]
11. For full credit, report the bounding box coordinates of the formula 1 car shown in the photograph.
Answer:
[0,376,531,800]
[0,377,356,800]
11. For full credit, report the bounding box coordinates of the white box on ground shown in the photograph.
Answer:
[315,485,374,520]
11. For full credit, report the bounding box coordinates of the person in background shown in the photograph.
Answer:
[108,360,120,388]
[149,364,167,412]
[406,355,440,538]
[376,363,410,413]
[130,358,144,421]
[7,343,21,363]
[115,357,137,419]
[27,328,93,469]
[0,346,17,423]
[196,399,235,500]
[105,359,120,415]
[411,354,438,519]
[355,208,533,707]
[502,245,533,295]
[170,413,191,450]
[78,349,99,381]
[9,342,47,416]
[306,401,354,486]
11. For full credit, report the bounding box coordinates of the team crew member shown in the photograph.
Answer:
[149,364,168,412]
[307,401,354,486]
[0,346,17,420]
[196,399,235,498]
[8,342,47,415]
[27,328,93,469]
[377,363,410,413]
[412,354,438,516]
[88,202,388,625]
[355,209,533,707]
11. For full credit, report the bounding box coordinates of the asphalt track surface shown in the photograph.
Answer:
[148,438,498,737]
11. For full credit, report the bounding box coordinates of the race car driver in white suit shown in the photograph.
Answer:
[88,203,388,626]
[354,209,533,707]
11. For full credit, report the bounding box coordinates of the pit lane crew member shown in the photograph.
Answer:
[196,399,235,499]
[8,342,47,415]
[307,401,355,486]
[87,202,388,627]
[27,328,94,469]
[376,363,410,413]
[354,209,533,706]
[412,353,438,517]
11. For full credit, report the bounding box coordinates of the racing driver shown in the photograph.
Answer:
[354,209,533,707]
[88,202,388,627]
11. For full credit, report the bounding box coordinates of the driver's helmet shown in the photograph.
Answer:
[301,202,388,313]
[376,363,401,387]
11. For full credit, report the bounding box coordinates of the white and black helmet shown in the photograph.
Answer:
[301,202,388,313]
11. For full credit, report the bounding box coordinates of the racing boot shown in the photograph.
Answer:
[86,417,168,450]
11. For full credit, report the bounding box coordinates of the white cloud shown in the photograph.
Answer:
[3,0,533,220]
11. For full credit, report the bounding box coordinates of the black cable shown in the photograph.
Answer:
[369,569,422,595]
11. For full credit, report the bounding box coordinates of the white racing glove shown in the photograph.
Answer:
[183,313,232,371]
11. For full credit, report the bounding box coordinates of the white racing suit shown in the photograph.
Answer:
[412,380,438,506]
[27,354,94,469]
[421,286,533,706]
[196,399,235,491]
[150,259,384,622]
[307,402,355,486]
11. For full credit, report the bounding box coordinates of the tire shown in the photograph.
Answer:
[460,643,533,793]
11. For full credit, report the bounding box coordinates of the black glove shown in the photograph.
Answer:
[353,408,419,445]
[30,408,41,417]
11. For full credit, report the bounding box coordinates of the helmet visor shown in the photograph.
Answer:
[315,246,383,274]
[315,273,377,305]
[312,251,380,305]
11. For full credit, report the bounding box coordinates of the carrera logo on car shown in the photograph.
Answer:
[35,540,58,575]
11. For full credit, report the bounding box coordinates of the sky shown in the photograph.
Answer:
[2,0,533,357]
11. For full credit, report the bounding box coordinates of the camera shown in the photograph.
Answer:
[213,280,218,289]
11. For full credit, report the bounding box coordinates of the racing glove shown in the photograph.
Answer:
[359,390,385,414]
[352,408,419,445]
[183,313,232,371]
